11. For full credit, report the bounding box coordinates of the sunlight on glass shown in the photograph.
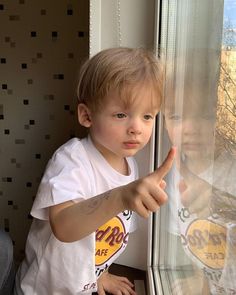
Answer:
[156,0,236,294]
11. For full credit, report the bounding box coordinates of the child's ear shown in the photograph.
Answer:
[77,103,92,128]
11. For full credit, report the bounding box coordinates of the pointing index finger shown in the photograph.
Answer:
[155,147,176,179]
[176,153,196,183]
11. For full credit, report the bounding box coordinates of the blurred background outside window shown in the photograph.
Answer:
[152,1,236,294]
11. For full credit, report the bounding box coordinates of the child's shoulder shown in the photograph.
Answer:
[53,137,88,157]
[48,137,92,170]
[54,137,84,152]
[213,151,236,194]
[214,151,236,173]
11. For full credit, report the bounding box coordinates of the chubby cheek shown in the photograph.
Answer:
[166,124,182,146]
[144,126,154,142]
[202,123,215,140]
[92,123,122,143]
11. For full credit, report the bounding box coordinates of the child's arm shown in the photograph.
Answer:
[176,156,236,219]
[49,147,176,242]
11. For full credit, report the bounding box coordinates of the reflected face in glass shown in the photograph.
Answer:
[164,100,216,161]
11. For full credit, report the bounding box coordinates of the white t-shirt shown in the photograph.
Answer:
[167,152,236,295]
[15,136,138,295]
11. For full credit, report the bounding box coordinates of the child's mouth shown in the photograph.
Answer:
[123,141,140,149]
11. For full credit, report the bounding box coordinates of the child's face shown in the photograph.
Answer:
[165,98,216,161]
[89,85,159,163]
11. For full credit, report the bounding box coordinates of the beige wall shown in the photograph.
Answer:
[0,0,89,264]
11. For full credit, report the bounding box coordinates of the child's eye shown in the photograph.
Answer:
[144,114,153,120]
[115,113,127,119]
[168,114,182,121]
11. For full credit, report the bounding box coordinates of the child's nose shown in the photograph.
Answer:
[183,119,200,134]
[127,120,142,135]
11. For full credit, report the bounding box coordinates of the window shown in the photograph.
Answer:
[150,1,236,294]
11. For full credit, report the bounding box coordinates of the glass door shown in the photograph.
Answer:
[150,0,236,294]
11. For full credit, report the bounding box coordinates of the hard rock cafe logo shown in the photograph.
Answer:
[95,216,129,266]
[182,219,227,269]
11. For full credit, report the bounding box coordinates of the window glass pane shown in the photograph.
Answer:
[154,1,236,294]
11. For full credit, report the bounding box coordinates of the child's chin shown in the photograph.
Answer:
[123,149,139,157]
[184,149,210,159]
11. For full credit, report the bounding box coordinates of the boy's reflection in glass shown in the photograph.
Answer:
[165,87,216,218]
[163,59,236,294]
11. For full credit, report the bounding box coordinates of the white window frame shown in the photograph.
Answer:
[89,1,225,294]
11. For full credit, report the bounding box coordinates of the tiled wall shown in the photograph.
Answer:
[0,0,89,264]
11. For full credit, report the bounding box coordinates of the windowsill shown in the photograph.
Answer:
[150,266,209,295]
[109,264,147,294]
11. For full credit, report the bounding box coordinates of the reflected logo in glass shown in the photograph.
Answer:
[183,219,227,269]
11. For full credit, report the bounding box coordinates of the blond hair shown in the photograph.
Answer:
[77,47,163,112]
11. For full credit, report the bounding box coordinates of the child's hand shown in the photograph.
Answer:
[121,147,176,218]
[97,271,137,295]
[176,156,212,218]
[171,274,210,295]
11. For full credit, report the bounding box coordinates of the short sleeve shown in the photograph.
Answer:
[31,139,94,220]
